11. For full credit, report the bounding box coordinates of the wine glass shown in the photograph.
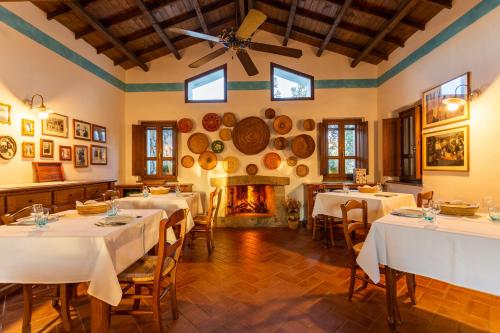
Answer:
[483,196,495,212]
[431,201,441,224]
[342,184,349,195]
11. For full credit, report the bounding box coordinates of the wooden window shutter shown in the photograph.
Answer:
[132,124,145,177]
[414,105,422,180]
[318,121,327,175]
[382,118,401,176]
[356,121,369,173]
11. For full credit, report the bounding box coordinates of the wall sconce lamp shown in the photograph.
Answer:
[442,84,481,112]
[25,94,54,119]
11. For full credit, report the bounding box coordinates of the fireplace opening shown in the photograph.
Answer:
[226,185,275,217]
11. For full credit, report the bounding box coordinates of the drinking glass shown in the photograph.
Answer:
[431,201,441,224]
[142,186,149,198]
[342,184,350,195]
[483,196,495,212]
[107,199,118,216]
[376,182,383,192]
[422,201,434,222]
[488,207,500,222]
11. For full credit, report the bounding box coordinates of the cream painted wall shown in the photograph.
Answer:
[125,32,378,206]
[0,3,125,184]
[377,1,500,205]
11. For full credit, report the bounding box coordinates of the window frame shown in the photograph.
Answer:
[184,64,228,103]
[319,118,368,181]
[270,62,315,101]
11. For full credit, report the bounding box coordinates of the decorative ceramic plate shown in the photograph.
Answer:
[177,118,193,133]
[211,140,225,153]
[219,128,232,141]
[303,119,315,131]
[296,164,309,177]
[222,112,237,127]
[291,134,316,158]
[202,113,221,132]
[265,108,276,119]
[246,164,258,175]
[187,133,209,154]
[223,156,239,174]
[264,152,281,170]
[232,117,270,155]
[0,136,16,160]
[198,151,217,170]
[287,156,298,166]
[273,115,293,135]
[181,155,195,168]
[273,137,288,150]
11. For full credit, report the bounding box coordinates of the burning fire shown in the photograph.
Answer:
[247,185,258,206]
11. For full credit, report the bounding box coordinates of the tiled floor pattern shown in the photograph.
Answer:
[1,227,500,332]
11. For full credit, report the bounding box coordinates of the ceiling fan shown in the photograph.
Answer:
[168,9,303,76]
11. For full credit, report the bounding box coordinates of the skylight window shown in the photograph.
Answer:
[271,63,314,101]
[185,64,227,103]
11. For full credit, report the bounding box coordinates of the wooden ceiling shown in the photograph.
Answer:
[30,0,451,71]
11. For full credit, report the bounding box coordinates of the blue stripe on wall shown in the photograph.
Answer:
[1,1,499,92]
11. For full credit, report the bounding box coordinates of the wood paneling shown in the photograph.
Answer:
[54,188,85,205]
[7,192,52,212]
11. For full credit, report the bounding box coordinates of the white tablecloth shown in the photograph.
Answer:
[312,192,416,223]
[116,193,202,232]
[357,213,500,296]
[0,209,170,306]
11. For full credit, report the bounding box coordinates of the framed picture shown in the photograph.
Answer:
[42,113,68,138]
[74,145,89,168]
[59,145,72,161]
[40,138,54,158]
[91,145,107,165]
[21,119,35,136]
[423,125,469,172]
[422,72,470,129]
[22,142,35,158]
[0,103,11,125]
[0,136,17,160]
[73,119,91,141]
[92,124,107,143]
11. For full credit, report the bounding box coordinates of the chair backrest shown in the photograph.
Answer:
[103,190,119,201]
[1,205,55,225]
[340,200,368,256]
[206,188,222,229]
[417,190,434,207]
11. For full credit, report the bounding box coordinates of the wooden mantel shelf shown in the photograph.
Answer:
[210,176,290,187]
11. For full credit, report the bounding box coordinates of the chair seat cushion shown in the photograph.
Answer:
[353,242,364,255]
[118,256,175,283]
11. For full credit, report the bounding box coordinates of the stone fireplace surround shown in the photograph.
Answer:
[210,176,290,228]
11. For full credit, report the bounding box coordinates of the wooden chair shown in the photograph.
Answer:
[340,200,417,304]
[417,190,434,207]
[1,206,73,332]
[113,209,187,333]
[191,188,222,254]
[311,186,342,246]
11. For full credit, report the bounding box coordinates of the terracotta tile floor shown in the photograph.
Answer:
[2,228,500,332]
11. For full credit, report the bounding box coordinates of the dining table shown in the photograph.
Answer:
[0,208,170,333]
[115,192,203,232]
[356,212,500,329]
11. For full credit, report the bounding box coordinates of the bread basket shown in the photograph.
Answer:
[149,187,170,195]
[76,202,108,215]
[357,185,378,194]
[440,203,479,216]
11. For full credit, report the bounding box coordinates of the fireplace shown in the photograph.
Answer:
[210,176,290,227]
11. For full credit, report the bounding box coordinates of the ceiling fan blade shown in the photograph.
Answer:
[168,27,221,43]
[236,9,267,40]
[189,48,227,68]
[249,42,302,58]
[236,50,259,76]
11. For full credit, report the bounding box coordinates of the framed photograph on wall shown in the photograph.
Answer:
[40,138,54,158]
[422,72,470,129]
[59,145,72,161]
[423,125,469,172]
[22,119,35,136]
[74,145,89,168]
[0,103,11,125]
[42,113,68,138]
[90,145,107,165]
[73,119,91,141]
[22,142,35,158]
[92,124,107,143]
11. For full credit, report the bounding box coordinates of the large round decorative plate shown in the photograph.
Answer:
[273,137,288,150]
[265,108,276,119]
[287,156,298,166]
[211,140,224,153]
[291,134,316,158]
[296,164,309,177]
[202,113,221,132]
[232,117,270,155]
[181,155,195,168]
[177,118,193,133]
[264,152,281,170]
[303,119,315,131]
[187,133,209,154]
[223,156,239,174]
[198,151,217,170]
[246,163,258,175]
[0,136,16,160]
[222,112,237,127]
[219,128,232,141]
[273,115,292,135]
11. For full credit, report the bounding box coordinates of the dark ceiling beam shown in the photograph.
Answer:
[265,18,388,61]
[258,0,405,48]
[317,0,352,57]
[282,0,298,46]
[96,0,233,54]
[238,0,246,21]
[426,0,452,9]
[114,16,233,66]
[351,0,420,67]
[135,0,181,60]
[46,0,94,20]
[74,0,175,40]
[65,0,149,71]
[190,0,214,48]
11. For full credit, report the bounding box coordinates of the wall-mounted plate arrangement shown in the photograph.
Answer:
[265,108,276,119]
[219,128,232,141]
[296,164,309,177]
[223,156,239,174]
[222,112,237,127]
[273,137,288,150]
[273,115,292,135]
[303,119,315,131]
[178,118,194,133]
[246,163,258,175]
[187,132,209,154]
[211,140,224,153]
[264,152,281,170]
[181,155,195,168]
[198,151,217,170]
[232,117,270,155]
[291,134,315,158]
[202,113,221,132]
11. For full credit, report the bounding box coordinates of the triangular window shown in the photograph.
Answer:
[185,64,227,103]
[271,63,314,101]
